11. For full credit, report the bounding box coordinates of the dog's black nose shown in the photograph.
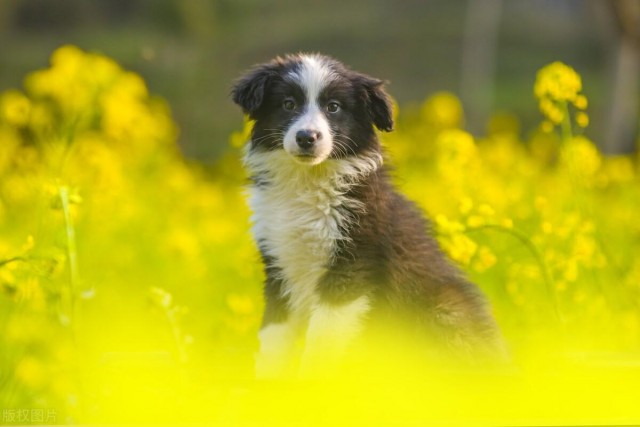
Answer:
[296,129,321,149]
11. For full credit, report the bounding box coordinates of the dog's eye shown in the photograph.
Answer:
[327,101,341,113]
[283,99,296,112]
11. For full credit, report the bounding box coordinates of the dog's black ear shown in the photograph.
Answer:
[231,63,278,118]
[361,77,394,132]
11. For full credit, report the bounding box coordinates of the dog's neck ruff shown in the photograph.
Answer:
[244,149,382,318]
[244,148,382,190]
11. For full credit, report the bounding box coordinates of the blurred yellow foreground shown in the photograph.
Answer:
[1,46,639,425]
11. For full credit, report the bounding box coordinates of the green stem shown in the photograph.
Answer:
[59,186,79,323]
[0,257,25,268]
[465,224,564,326]
[560,100,573,143]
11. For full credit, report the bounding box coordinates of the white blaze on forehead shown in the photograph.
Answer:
[291,55,336,102]
[282,55,336,165]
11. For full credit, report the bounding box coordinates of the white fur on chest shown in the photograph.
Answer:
[245,150,381,319]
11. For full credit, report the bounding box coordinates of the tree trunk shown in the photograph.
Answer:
[460,0,503,135]
[604,0,640,154]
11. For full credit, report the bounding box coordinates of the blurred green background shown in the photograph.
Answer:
[2,2,640,424]
[1,0,634,160]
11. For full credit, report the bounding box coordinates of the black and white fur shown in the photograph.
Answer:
[232,54,505,378]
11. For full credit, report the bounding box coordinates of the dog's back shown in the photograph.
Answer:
[319,163,506,365]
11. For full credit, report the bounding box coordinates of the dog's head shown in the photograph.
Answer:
[232,54,393,166]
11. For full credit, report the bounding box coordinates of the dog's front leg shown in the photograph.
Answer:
[255,269,299,380]
[299,295,370,379]
[256,320,299,379]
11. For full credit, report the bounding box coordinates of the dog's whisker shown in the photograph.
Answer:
[253,132,285,144]
[333,136,357,157]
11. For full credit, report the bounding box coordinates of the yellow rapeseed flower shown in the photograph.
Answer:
[435,214,465,235]
[230,117,253,149]
[15,356,47,389]
[534,61,582,103]
[0,128,20,174]
[574,95,588,110]
[466,215,486,228]
[539,98,564,125]
[575,112,589,128]
[442,234,478,266]
[226,293,256,315]
[458,197,474,215]
[25,45,91,114]
[435,129,477,169]
[474,246,497,273]
[534,61,589,133]
[28,102,55,138]
[0,90,31,127]
[478,203,495,217]
[560,136,601,180]
[540,121,554,133]
[501,218,513,229]
[600,156,635,184]
[421,92,464,129]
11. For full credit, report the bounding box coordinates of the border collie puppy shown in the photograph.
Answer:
[232,54,505,378]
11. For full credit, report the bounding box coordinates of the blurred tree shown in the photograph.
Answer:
[174,0,217,40]
[605,0,640,154]
[12,0,84,30]
[0,0,18,35]
[460,0,503,135]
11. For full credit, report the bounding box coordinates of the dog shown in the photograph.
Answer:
[232,53,506,379]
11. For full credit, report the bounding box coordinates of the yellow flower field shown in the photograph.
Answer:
[1,46,639,425]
